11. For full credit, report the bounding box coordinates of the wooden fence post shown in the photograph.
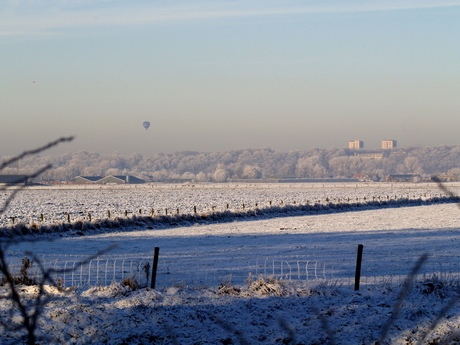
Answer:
[354,244,364,291]
[150,247,160,289]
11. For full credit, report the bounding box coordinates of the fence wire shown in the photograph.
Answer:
[3,252,460,289]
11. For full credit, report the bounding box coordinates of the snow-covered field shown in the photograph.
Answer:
[2,183,460,344]
[0,182,454,226]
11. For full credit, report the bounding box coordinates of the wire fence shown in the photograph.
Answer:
[3,251,460,289]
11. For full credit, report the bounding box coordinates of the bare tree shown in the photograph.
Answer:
[0,137,115,344]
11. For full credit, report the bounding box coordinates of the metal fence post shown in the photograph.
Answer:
[354,244,364,291]
[150,247,160,289]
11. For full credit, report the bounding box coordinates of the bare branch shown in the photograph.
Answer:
[432,176,460,210]
[0,137,76,344]
[376,254,428,345]
[416,293,460,345]
[1,136,74,217]
[0,136,74,171]
[0,164,52,214]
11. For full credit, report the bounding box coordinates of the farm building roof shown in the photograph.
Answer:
[68,176,104,184]
[0,175,28,185]
[98,175,145,184]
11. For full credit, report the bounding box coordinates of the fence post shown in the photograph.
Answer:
[150,247,160,289]
[354,244,364,291]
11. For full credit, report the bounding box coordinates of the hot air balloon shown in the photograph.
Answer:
[143,121,150,130]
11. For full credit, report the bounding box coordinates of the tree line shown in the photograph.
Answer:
[2,146,460,182]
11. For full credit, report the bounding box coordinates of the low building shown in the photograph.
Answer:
[68,176,104,184]
[68,175,145,185]
[354,152,384,159]
[0,175,28,185]
[98,175,145,184]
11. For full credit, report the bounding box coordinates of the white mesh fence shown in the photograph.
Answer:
[3,252,460,289]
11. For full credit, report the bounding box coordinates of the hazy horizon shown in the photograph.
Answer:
[2,1,460,156]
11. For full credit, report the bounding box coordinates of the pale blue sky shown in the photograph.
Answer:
[1,1,460,155]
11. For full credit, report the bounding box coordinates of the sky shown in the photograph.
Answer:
[1,0,460,156]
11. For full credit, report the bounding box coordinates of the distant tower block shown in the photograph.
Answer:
[382,140,397,149]
[348,140,364,149]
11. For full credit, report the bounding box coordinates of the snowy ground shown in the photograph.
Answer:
[1,183,460,344]
[0,182,454,226]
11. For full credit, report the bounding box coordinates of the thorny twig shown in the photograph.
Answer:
[432,176,460,210]
[0,136,74,172]
[376,254,428,345]
[416,293,460,345]
[0,138,75,344]
[0,241,117,344]
[0,136,74,215]
[0,164,51,215]
[0,136,118,345]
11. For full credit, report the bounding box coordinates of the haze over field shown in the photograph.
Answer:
[1,1,460,155]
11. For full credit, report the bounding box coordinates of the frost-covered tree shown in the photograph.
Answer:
[181,172,196,180]
[5,144,460,183]
[213,164,229,182]
[242,165,262,179]
[404,157,423,174]
[195,171,208,182]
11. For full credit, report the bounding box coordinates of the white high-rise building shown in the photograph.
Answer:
[382,140,397,149]
[348,140,364,149]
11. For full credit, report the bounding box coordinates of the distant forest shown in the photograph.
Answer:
[2,146,460,182]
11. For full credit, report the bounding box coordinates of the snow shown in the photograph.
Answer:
[0,182,451,226]
[2,183,460,344]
